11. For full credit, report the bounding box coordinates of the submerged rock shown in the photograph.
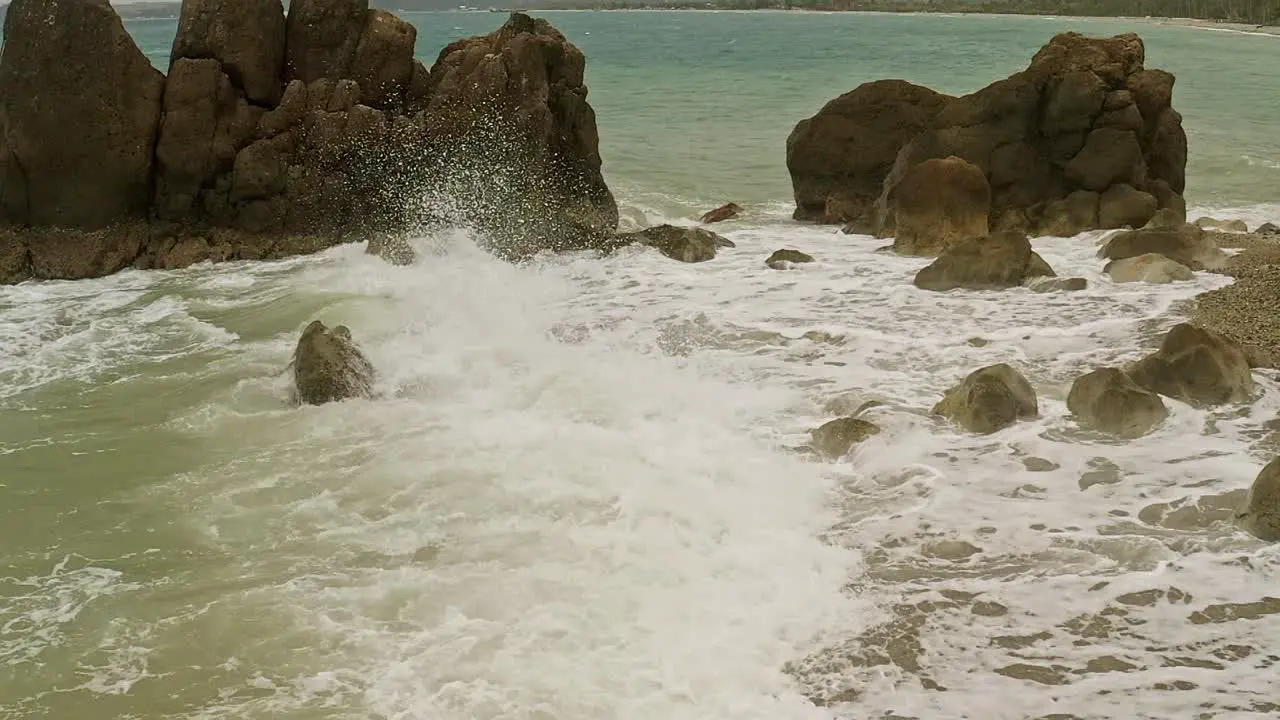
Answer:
[1239,457,1280,542]
[1127,323,1253,407]
[1105,253,1194,283]
[618,225,732,263]
[1099,224,1228,271]
[700,202,742,224]
[933,363,1038,434]
[810,416,881,460]
[913,231,1055,291]
[1026,276,1088,293]
[1067,367,1168,438]
[766,248,815,269]
[1256,222,1280,236]
[293,320,375,405]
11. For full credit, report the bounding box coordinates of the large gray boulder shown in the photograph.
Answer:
[171,0,287,106]
[292,320,375,405]
[0,0,164,229]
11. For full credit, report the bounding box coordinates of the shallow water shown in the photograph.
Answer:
[4,9,1280,720]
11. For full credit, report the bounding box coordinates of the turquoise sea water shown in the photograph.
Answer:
[3,10,1279,720]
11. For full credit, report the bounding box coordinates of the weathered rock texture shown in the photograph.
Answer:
[0,3,616,283]
[1105,253,1193,284]
[1099,224,1228,272]
[810,416,881,460]
[933,363,1038,434]
[913,231,1055,291]
[292,319,375,405]
[791,32,1187,238]
[615,225,733,263]
[1240,457,1280,542]
[1127,323,1254,407]
[766,248,814,269]
[883,156,990,256]
[1067,367,1168,438]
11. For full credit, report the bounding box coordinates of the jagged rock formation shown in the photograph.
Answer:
[790,32,1186,237]
[0,1,616,283]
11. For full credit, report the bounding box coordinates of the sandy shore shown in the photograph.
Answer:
[1123,15,1280,38]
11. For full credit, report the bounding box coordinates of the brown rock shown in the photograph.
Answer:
[810,417,881,460]
[1195,217,1249,233]
[1067,367,1168,438]
[171,0,286,106]
[1099,224,1228,271]
[349,9,417,110]
[0,0,164,229]
[1105,253,1193,284]
[885,156,990,256]
[422,13,618,253]
[914,231,1055,291]
[765,248,815,269]
[1127,323,1254,407]
[619,225,731,263]
[786,80,952,227]
[285,0,368,83]
[700,202,742,224]
[24,223,149,280]
[293,320,376,405]
[1098,183,1158,229]
[1240,458,1280,542]
[258,80,309,138]
[1037,190,1099,237]
[1027,276,1088,293]
[0,229,31,283]
[933,363,1038,434]
[800,31,1186,240]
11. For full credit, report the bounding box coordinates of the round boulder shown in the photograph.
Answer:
[1067,367,1169,438]
[888,156,991,256]
[1127,323,1253,407]
[933,363,1038,434]
[1104,253,1193,283]
[1239,457,1280,542]
[1099,224,1228,271]
[293,320,376,405]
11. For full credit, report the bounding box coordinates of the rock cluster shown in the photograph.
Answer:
[789,32,1186,237]
[0,1,616,283]
[1127,323,1253,407]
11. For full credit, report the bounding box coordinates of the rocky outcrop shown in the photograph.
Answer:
[1105,253,1194,283]
[700,203,741,224]
[1127,323,1254,407]
[810,416,881,460]
[881,156,990,256]
[1099,224,1228,271]
[292,320,375,405]
[913,231,1055,291]
[0,0,164,230]
[1239,458,1280,542]
[766,248,814,269]
[1067,367,1168,438]
[793,32,1187,237]
[617,225,733,263]
[788,80,953,228]
[0,5,615,283]
[933,363,1038,434]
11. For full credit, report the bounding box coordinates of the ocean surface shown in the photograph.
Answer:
[3,9,1280,720]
